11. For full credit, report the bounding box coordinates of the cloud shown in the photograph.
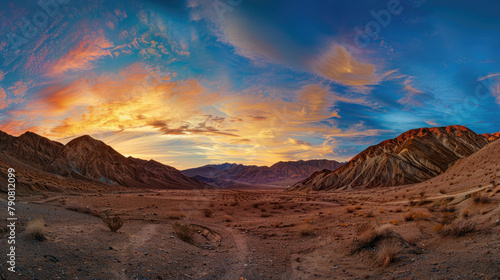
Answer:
[398,78,433,108]
[313,45,394,93]
[0,88,7,110]
[478,73,500,106]
[46,31,114,76]
[33,63,221,137]
[7,80,32,97]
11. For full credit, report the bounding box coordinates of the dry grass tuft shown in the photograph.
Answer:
[100,210,123,232]
[297,224,315,236]
[375,239,401,267]
[404,211,430,222]
[202,208,213,218]
[173,222,194,243]
[223,214,233,222]
[439,220,477,237]
[26,218,46,241]
[351,224,401,254]
[472,193,491,204]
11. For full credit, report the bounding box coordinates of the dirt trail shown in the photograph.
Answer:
[111,224,160,279]
[384,185,492,205]
[218,226,250,280]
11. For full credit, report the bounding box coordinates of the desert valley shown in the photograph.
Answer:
[1,125,500,279]
[1,1,500,279]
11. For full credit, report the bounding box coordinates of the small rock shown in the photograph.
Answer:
[44,255,59,263]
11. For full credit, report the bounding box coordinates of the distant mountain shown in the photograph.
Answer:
[183,159,344,187]
[290,125,492,191]
[0,131,205,190]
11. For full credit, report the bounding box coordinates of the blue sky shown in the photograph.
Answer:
[0,0,499,169]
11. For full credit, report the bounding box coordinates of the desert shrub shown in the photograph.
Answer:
[388,220,399,225]
[166,211,185,220]
[100,210,123,232]
[439,189,446,194]
[379,209,385,213]
[472,193,491,204]
[297,224,315,236]
[351,224,400,254]
[404,211,429,222]
[440,211,457,225]
[223,215,233,222]
[202,208,213,218]
[439,205,456,213]
[365,211,375,218]
[394,207,402,213]
[375,239,401,267]
[26,218,46,241]
[173,222,194,243]
[439,220,477,237]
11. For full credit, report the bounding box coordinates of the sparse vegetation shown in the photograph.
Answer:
[375,239,401,267]
[297,224,315,236]
[203,208,213,218]
[404,211,430,222]
[26,218,46,241]
[351,224,403,254]
[223,215,233,222]
[439,220,477,237]
[472,193,491,204]
[100,210,123,232]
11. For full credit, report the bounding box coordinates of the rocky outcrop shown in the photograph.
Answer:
[290,125,491,191]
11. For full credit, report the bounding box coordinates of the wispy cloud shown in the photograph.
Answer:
[313,45,395,93]
[45,31,114,77]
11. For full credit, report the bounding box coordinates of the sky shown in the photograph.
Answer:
[0,0,499,169]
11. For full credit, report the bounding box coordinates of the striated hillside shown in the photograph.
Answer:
[290,125,492,191]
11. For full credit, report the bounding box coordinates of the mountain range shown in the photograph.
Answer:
[182,160,344,188]
[0,131,205,190]
[1,124,498,193]
[290,125,496,191]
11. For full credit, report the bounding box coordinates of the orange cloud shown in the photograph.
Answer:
[46,31,114,76]
[398,78,432,107]
[313,45,394,93]
[0,88,7,110]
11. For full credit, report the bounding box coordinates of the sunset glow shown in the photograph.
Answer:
[1,0,499,169]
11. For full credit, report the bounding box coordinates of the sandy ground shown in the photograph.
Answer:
[1,183,500,280]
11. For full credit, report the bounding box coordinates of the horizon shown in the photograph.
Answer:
[1,0,500,169]
[2,123,494,169]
